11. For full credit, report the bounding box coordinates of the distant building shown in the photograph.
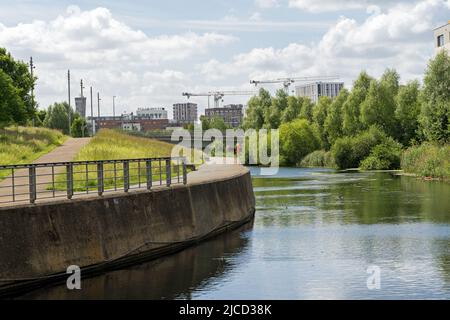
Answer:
[434,21,450,54]
[87,114,168,133]
[74,97,87,118]
[173,103,197,124]
[295,82,344,104]
[136,107,168,119]
[205,104,243,128]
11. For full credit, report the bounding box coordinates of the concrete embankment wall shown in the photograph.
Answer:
[0,165,255,293]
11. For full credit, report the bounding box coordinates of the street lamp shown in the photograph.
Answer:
[113,96,116,120]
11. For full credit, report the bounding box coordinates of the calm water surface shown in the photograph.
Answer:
[20,168,450,299]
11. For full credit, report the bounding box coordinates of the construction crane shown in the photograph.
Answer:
[182,91,256,108]
[250,75,340,93]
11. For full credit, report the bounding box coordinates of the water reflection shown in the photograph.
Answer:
[17,168,450,299]
[17,222,254,300]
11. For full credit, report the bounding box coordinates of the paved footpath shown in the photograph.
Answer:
[0,138,91,206]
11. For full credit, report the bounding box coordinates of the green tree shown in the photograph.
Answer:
[279,119,320,166]
[0,48,37,121]
[342,71,373,135]
[420,51,450,142]
[324,88,349,147]
[380,68,400,97]
[281,96,303,123]
[0,69,27,126]
[71,114,88,137]
[299,97,314,122]
[264,89,288,129]
[43,102,74,135]
[395,80,421,145]
[360,79,396,137]
[243,88,272,129]
[313,96,332,149]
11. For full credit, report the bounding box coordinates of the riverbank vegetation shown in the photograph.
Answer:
[0,126,66,177]
[51,129,190,191]
[243,51,449,179]
[1,47,87,137]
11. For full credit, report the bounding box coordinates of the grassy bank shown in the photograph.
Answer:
[53,129,191,191]
[401,143,450,180]
[74,129,176,161]
[0,126,66,178]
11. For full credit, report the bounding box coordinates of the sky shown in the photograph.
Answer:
[0,0,449,118]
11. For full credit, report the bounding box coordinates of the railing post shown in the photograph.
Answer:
[123,160,129,192]
[146,160,152,190]
[29,166,36,204]
[97,162,104,196]
[66,163,73,199]
[166,159,171,187]
[182,158,187,185]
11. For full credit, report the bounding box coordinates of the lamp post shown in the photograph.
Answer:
[113,96,116,120]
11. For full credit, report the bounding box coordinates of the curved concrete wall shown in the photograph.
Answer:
[0,165,255,294]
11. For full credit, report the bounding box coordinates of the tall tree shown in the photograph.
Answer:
[0,69,27,125]
[324,88,349,147]
[299,97,314,122]
[243,88,272,129]
[313,96,332,149]
[43,102,74,135]
[281,96,302,123]
[342,71,373,135]
[395,80,421,145]
[0,48,37,121]
[420,51,450,142]
[360,79,396,137]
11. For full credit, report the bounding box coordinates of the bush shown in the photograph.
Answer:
[279,119,321,166]
[401,143,450,179]
[331,126,398,169]
[360,138,402,170]
[301,150,335,168]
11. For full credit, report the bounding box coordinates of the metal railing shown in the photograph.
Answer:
[0,157,188,205]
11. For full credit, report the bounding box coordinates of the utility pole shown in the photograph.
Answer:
[113,96,116,120]
[80,79,85,97]
[29,57,35,126]
[90,86,95,136]
[68,70,72,136]
[97,92,101,119]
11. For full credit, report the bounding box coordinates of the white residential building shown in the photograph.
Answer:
[295,82,344,104]
[434,21,450,54]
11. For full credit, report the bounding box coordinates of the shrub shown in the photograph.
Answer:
[331,126,394,169]
[300,150,335,168]
[360,138,402,170]
[279,119,320,166]
[401,143,450,179]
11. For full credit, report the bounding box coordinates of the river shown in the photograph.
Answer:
[18,168,450,299]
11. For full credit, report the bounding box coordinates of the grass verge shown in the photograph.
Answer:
[401,143,450,180]
[0,126,67,179]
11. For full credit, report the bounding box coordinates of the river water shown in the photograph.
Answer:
[19,168,450,299]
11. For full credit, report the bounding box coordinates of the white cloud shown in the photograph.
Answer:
[0,6,236,113]
[201,0,450,88]
[288,0,414,12]
[255,0,280,9]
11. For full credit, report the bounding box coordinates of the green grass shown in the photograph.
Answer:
[401,143,450,180]
[52,129,193,192]
[0,126,67,178]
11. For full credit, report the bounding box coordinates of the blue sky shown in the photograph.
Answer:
[0,0,449,118]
